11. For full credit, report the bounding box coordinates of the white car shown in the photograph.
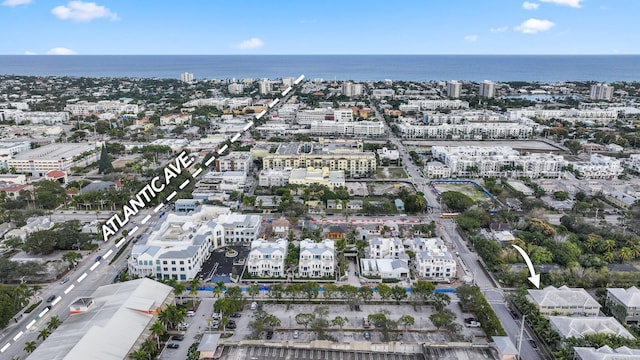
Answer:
[179,322,189,329]
[186,311,195,317]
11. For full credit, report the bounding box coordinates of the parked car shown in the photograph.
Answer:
[529,339,538,349]
[465,321,481,328]
[186,311,195,317]
[363,330,371,340]
[167,343,180,349]
[170,335,184,341]
[179,322,189,329]
[293,330,299,339]
[227,322,237,329]
[46,295,56,303]
[266,330,274,340]
[231,312,242,318]
[59,277,70,285]
[95,256,102,262]
[250,302,257,310]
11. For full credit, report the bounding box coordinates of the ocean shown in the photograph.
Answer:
[1,55,639,82]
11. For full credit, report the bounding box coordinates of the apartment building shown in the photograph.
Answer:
[590,83,614,100]
[365,237,407,260]
[247,239,288,278]
[606,287,640,325]
[128,205,228,281]
[405,99,469,111]
[298,239,335,278]
[1,110,69,124]
[573,154,623,179]
[527,286,601,318]
[181,72,194,83]
[409,237,456,282]
[228,83,244,94]
[310,120,384,137]
[64,100,139,115]
[342,82,364,97]
[216,213,262,243]
[479,80,496,98]
[7,143,100,176]
[160,114,191,126]
[396,122,533,139]
[447,81,462,98]
[215,151,253,173]
[289,167,345,189]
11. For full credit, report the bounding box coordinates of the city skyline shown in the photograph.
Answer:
[1,0,637,55]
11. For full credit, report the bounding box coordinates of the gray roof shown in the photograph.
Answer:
[528,286,600,309]
[573,346,640,360]
[550,316,634,339]
[607,287,640,307]
[27,278,172,360]
[492,336,518,356]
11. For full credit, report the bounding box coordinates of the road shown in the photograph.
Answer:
[0,208,163,359]
[372,103,543,360]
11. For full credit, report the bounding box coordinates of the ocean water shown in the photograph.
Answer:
[1,55,639,82]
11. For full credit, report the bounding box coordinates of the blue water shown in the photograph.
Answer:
[1,55,639,82]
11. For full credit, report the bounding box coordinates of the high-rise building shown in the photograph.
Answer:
[282,77,296,86]
[479,80,495,98]
[447,81,462,98]
[228,83,244,94]
[590,83,614,100]
[342,82,363,97]
[259,79,271,95]
[181,72,194,83]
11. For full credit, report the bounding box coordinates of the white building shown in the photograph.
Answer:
[297,109,332,124]
[310,120,384,137]
[128,205,228,281]
[196,171,248,192]
[64,100,139,115]
[573,154,623,179]
[371,89,395,99]
[160,114,191,126]
[181,72,194,83]
[377,147,400,161]
[409,237,456,282]
[259,79,271,94]
[431,145,565,179]
[247,239,287,278]
[396,122,533,140]
[527,286,601,318]
[289,167,345,189]
[479,80,496,98]
[1,111,69,125]
[298,239,335,278]
[342,82,363,97]
[228,83,245,94]
[590,83,614,101]
[447,80,462,98]
[549,316,635,340]
[216,212,262,243]
[606,287,640,325]
[425,161,451,178]
[574,346,640,360]
[334,109,354,122]
[406,99,469,110]
[366,237,408,260]
[215,151,253,173]
[258,169,291,187]
[360,258,410,280]
[7,143,100,176]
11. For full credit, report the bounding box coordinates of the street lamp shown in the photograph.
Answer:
[517,314,526,360]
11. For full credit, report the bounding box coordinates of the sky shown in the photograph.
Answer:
[1,0,637,55]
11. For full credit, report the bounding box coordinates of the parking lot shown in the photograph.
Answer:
[220,346,426,360]
[197,245,249,282]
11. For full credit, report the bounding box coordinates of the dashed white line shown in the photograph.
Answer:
[129,226,139,235]
[115,238,127,248]
[166,191,178,201]
[51,296,61,306]
[230,133,241,142]
[90,262,100,271]
[0,343,9,353]
[141,214,152,224]
[256,110,267,119]
[294,74,305,84]
[12,332,22,341]
[25,319,36,330]
[64,284,75,294]
[179,179,190,189]
[282,86,292,96]
[268,98,280,108]
[192,167,203,177]
[77,273,88,283]
[37,308,49,318]
[243,121,254,131]
[103,249,113,259]
[153,203,164,213]
[204,155,216,167]
[217,144,228,154]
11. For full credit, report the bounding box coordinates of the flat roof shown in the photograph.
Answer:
[13,143,97,160]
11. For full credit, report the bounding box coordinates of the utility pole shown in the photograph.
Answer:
[517,314,526,360]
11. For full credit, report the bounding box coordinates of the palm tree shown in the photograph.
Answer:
[247,284,260,300]
[188,278,200,304]
[47,315,61,330]
[619,247,633,262]
[24,340,37,353]
[172,282,185,305]
[213,281,225,298]
[37,327,50,341]
[149,321,165,349]
[601,239,617,253]
[141,338,157,358]
[128,348,149,360]
[604,251,615,263]
[158,306,173,329]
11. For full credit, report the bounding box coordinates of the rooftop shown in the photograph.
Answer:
[573,346,640,360]
[607,286,640,307]
[549,316,635,339]
[528,285,601,309]
[13,142,98,160]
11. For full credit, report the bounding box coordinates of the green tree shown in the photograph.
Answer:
[411,280,435,303]
[439,191,475,212]
[430,309,455,331]
[531,246,554,264]
[247,284,260,300]
[98,144,114,174]
[331,315,348,329]
[24,340,37,353]
[188,277,200,303]
[212,281,225,298]
[391,285,408,304]
[295,313,316,330]
[62,251,82,269]
[377,284,392,300]
[37,327,50,341]
[47,315,61,331]
[398,314,415,330]
[150,321,165,349]
[564,139,583,155]
[358,286,374,303]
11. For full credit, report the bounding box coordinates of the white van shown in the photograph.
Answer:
[250,301,257,310]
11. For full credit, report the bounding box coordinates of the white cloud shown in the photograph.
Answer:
[515,18,555,34]
[2,0,31,6]
[23,50,37,55]
[464,35,479,42]
[522,1,540,10]
[47,47,77,55]
[234,37,264,50]
[539,0,583,8]
[51,1,119,22]
[490,26,509,33]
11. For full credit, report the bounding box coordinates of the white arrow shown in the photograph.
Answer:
[512,245,540,288]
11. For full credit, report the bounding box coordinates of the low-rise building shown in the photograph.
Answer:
[573,154,623,179]
[606,287,640,325]
[298,239,335,278]
[573,346,640,360]
[366,237,407,260]
[271,217,290,236]
[247,239,287,278]
[377,147,400,161]
[64,100,139,115]
[527,286,601,318]
[160,114,191,126]
[258,169,291,187]
[360,258,409,280]
[7,142,100,176]
[409,237,456,282]
[216,212,262,243]
[549,316,634,340]
[310,120,384,137]
[215,151,253,173]
[288,167,345,189]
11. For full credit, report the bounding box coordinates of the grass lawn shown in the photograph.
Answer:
[375,167,408,179]
[433,183,491,203]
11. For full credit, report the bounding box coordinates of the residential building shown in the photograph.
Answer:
[259,79,271,94]
[181,72,194,83]
[371,89,395,99]
[215,151,253,173]
[606,287,640,325]
[0,140,31,157]
[296,109,333,123]
[160,114,191,126]
[479,80,496,98]
[258,169,291,187]
[377,147,399,161]
[282,77,296,86]
[310,120,384,137]
[360,258,409,280]
[425,161,451,178]
[196,171,247,192]
[7,143,100,176]
[1,111,69,124]
[216,212,262,243]
[527,286,601,318]
[334,109,354,122]
[574,346,640,360]
[406,99,469,110]
[298,239,335,278]
[64,100,139,115]
[431,145,565,178]
[228,83,244,94]
[128,205,228,280]
[447,80,462,98]
[396,122,534,140]
[409,237,456,282]
[549,316,634,340]
[590,83,614,100]
[262,140,376,178]
[247,239,287,278]
[26,278,173,360]
[271,217,290,236]
[342,82,363,97]
[366,237,407,260]
[288,167,346,189]
[573,154,623,179]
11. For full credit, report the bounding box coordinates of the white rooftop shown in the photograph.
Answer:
[574,346,640,360]
[528,285,600,309]
[607,286,640,307]
[549,316,635,339]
